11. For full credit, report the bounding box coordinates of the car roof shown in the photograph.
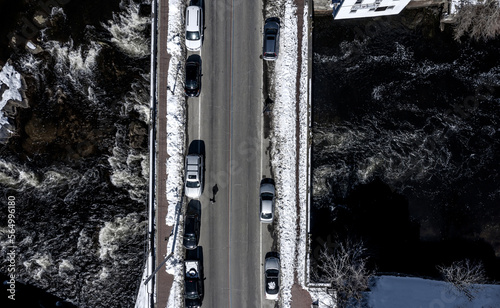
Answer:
[185,214,197,232]
[186,6,201,31]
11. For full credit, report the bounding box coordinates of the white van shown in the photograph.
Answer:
[185,6,203,51]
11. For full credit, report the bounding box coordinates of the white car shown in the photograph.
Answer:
[264,254,280,300]
[185,154,204,199]
[185,5,203,51]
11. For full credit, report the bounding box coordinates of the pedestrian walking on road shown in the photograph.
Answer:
[210,184,218,204]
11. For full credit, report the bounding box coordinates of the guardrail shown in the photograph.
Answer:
[145,0,158,307]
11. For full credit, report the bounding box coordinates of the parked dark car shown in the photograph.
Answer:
[185,278,203,308]
[185,61,201,97]
[263,18,280,61]
[184,247,204,308]
[183,211,200,250]
[265,253,280,300]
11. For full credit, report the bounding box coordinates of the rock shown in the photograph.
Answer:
[33,12,49,27]
[24,115,57,144]
[129,121,147,149]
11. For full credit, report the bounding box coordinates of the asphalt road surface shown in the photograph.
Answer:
[185,0,276,307]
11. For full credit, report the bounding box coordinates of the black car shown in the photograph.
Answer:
[185,61,201,97]
[184,247,204,308]
[263,18,280,61]
[183,212,200,250]
[184,279,203,308]
[265,252,280,300]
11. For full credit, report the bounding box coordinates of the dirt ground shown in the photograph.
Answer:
[291,283,313,308]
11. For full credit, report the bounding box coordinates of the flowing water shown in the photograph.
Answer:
[311,9,500,279]
[0,0,151,307]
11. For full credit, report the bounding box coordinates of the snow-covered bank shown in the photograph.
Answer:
[269,0,311,306]
[271,1,300,306]
[0,62,24,143]
[164,0,187,307]
[134,263,150,308]
[164,0,186,228]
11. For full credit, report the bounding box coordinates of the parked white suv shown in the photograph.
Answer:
[185,154,204,199]
[185,5,203,51]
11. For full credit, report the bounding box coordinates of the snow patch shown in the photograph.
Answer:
[0,63,23,128]
[271,1,299,306]
[165,0,187,227]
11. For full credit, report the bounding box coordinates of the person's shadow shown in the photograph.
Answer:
[210,184,218,203]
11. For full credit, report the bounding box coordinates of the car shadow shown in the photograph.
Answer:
[265,251,280,259]
[188,140,205,156]
[260,177,275,186]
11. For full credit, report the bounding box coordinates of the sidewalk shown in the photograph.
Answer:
[155,0,174,306]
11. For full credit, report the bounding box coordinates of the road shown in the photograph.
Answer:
[186,0,276,307]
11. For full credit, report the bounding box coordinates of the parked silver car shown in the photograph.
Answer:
[263,18,280,61]
[259,179,275,223]
[185,154,204,199]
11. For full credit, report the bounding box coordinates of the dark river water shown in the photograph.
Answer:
[0,0,151,307]
[311,8,500,280]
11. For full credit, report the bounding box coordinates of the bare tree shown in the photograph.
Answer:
[437,259,487,301]
[313,239,373,308]
[452,0,500,41]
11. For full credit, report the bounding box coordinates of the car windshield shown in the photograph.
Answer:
[261,212,272,219]
[261,192,273,200]
[186,180,200,188]
[266,35,275,41]
[267,269,279,277]
[186,31,200,40]
[185,291,200,300]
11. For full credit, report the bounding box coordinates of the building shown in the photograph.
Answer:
[331,0,412,19]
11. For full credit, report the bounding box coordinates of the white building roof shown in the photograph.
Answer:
[332,0,411,19]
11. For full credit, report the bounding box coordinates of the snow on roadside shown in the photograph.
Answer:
[0,62,23,127]
[165,0,186,228]
[308,287,336,308]
[296,1,310,288]
[164,0,187,307]
[134,263,149,308]
[271,1,299,306]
